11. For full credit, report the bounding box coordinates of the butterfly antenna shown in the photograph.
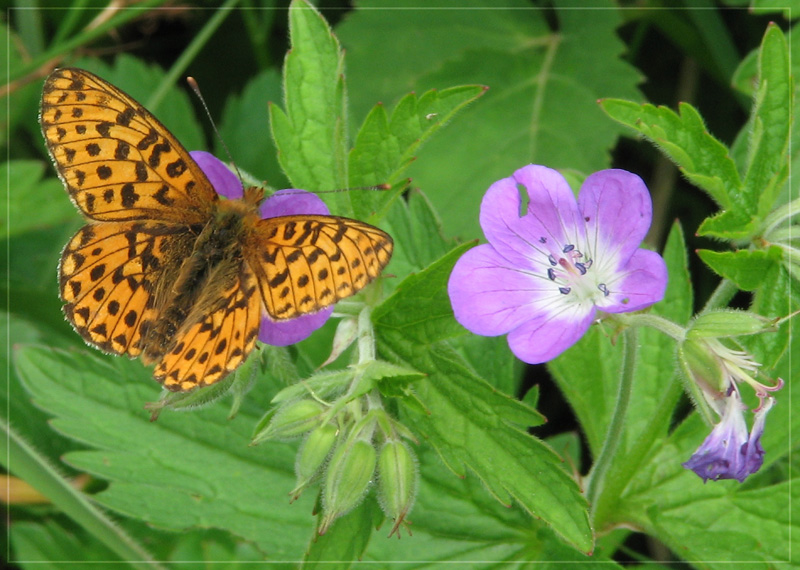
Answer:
[186,76,245,184]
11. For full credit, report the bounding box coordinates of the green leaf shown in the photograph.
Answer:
[366,445,624,566]
[218,68,288,190]
[454,333,524,396]
[650,479,797,569]
[14,346,318,558]
[731,47,759,97]
[1,418,163,569]
[696,246,783,290]
[372,246,589,552]
[0,313,76,467]
[163,529,265,564]
[742,24,792,219]
[339,0,642,240]
[749,0,800,18]
[391,343,589,552]
[384,189,454,280]
[740,263,796,369]
[373,242,475,346]
[2,161,76,236]
[601,99,741,210]
[696,208,759,239]
[3,20,40,148]
[303,497,380,567]
[9,520,126,568]
[270,0,347,211]
[348,85,487,219]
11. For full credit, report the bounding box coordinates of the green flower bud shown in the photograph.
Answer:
[291,423,339,500]
[678,339,725,426]
[251,399,324,445]
[319,439,377,534]
[377,439,418,536]
[687,310,773,339]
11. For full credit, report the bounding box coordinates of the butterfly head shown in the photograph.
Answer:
[243,186,266,207]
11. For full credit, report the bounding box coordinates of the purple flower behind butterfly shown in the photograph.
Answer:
[191,151,333,346]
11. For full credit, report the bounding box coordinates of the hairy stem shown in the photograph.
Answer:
[586,327,638,523]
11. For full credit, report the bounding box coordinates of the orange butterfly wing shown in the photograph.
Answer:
[59,221,195,357]
[40,67,217,223]
[245,215,393,320]
[154,265,262,391]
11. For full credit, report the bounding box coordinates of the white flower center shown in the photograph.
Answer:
[542,241,609,305]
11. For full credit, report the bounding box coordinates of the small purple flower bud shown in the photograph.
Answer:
[737,397,774,480]
[682,391,772,482]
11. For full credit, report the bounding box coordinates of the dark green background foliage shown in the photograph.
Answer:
[2,1,797,568]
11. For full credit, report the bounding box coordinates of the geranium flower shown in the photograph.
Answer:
[682,390,772,482]
[680,337,782,482]
[191,151,333,346]
[448,165,667,364]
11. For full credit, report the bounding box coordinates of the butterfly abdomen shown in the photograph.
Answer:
[142,206,252,365]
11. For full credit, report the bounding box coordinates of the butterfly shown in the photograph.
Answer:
[40,67,393,392]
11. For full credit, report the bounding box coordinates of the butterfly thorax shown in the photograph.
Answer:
[141,198,259,364]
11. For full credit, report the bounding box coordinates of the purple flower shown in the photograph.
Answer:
[682,391,772,482]
[191,151,333,346]
[679,337,783,482]
[448,165,667,364]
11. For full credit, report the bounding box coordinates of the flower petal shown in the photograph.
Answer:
[259,306,334,346]
[579,169,653,268]
[448,244,552,336]
[190,151,243,200]
[683,393,751,482]
[506,309,595,364]
[256,190,333,342]
[480,165,584,271]
[260,189,330,218]
[596,248,668,313]
[737,397,773,480]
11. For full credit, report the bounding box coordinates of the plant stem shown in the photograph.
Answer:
[701,278,738,313]
[147,0,240,112]
[587,327,637,523]
[762,195,800,236]
[52,0,93,45]
[10,1,167,84]
[613,312,686,341]
[357,306,375,364]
